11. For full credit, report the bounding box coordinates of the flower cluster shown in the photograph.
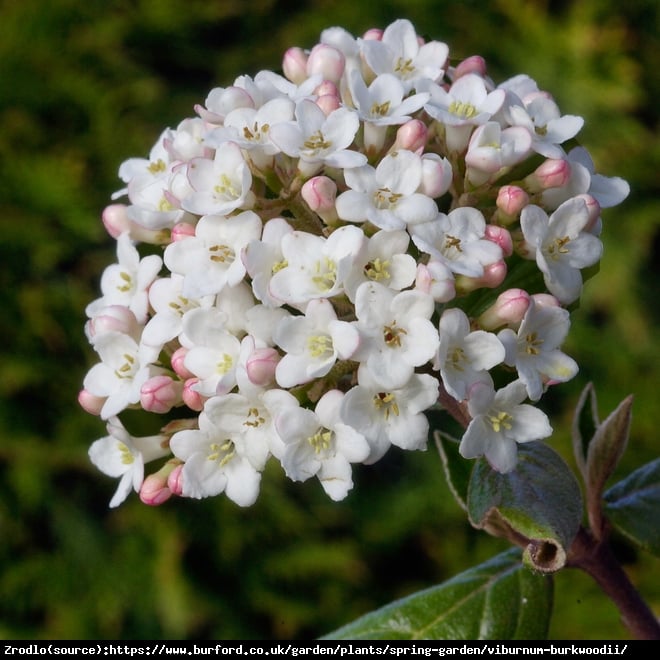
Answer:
[80,19,629,508]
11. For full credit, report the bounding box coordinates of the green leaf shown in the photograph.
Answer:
[571,382,599,479]
[604,458,660,556]
[434,430,472,512]
[467,443,583,573]
[586,394,633,507]
[322,549,553,640]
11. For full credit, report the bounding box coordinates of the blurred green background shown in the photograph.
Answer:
[0,0,658,641]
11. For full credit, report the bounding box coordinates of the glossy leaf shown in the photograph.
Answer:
[604,458,660,556]
[322,548,552,640]
[434,430,472,512]
[467,443,583,573]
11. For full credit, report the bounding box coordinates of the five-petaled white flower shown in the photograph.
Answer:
[89,417,169,508]
[498,298,578,401]
[460,379,552,473]
[520,197,603,304]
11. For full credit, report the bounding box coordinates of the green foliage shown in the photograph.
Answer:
[323,549,553,640]
[0,0,658,641]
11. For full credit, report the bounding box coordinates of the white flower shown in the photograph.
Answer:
[352,281,439,389]
[179,307,241,397]
[335,150,438,231]
[359,19,448,92]
[269,100,366,176]
[435,308,505,402]
[141,274,215,354]
[85,232,162,325]
[349,70,429,126]
[275,390,370,501]
[498,299,578,401]
[410,207,502,277]
[242,217,295,307]
[465,121,532,186]
[164,210,262,299]
[423,73,505,127]
[520,197,603,304]
[343,229,417,303]
[460,379,553,473]
[169,410,262,505]
[83,331,160,419]
[273,299,360,388]
[181,141,253,216]
[89,417,170,508]
[268,225,365,305]
[506,95,583,159]
[340,370,439,464]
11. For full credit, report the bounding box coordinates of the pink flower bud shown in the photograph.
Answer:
[496,185,529,220]
[477,288,531,330]
[86,305,140,339]
[392,119,428,153]
[362,28,383,41]
[170,222,196,242]
[525,158,571,192]
[316,94,341,116]
[282,47,308,85]
[167,464,184,496]
[306,44,345,84]
[140,375,183,414]
[453,55,487,80]
[418,153,452,198]
[415,262,455,303]
[182,378,205,412]
[301,176,338,225]
[139,459,181,506]
[484,224,513,257]
[102,204,131,238]
[78,389,106,416]
[171,347,194,379]
[246,347,280,387]
[315,80,339,98]
[455,261,507,294]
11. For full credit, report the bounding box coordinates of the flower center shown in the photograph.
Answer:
[115,353,137,379]
[214,174,240,200]
[243,121,270,143]
[545,236,570,259]
[117,441,134,465]
[449,100,478,119]
[303,130,332,155]
[215,354,233,375]
[207,440,235,466]
[308,428,333,454]
[147,159,167,174]
[208,244,235,264]
[488,410,513,433]
[307,334,333,359]
[364,257,391,282]
[311,257,338,292]
[448,346,465,371]
[373,187,402,209]
[116,270,134,293]
[244,407,266,428]
[444,234,463,253]
[373,391,400,419]
[524,332,544,356]
[394,57,415,76]
[370,100,391,117]
[383,322,407,348]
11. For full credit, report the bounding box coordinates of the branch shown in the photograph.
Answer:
[567,526,660,640]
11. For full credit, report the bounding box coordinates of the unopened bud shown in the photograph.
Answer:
[484,224,513,257]
[524,158,571,192]
[140,375,183,414]
[453,56,487,80]
[182,378,205,412]
[102,204,131,238]
[455,260,507,294]
[392,119,428,153]
[496,185,529,222]
[170,222,196,242]
[575,193,602,234]
[530,293,561,309]
[477,288,531,330]
[418,153,452,198]
[78,389,106,416]
[246,347,281,387]
[306,44,345,84]
[167,464,184,496]
[301,176,338,225]
[86,305,140,340]
[362,28,383,41]
[415,261,455,303]
[282,47,309,85]
[316,93,341,116]
[171,347,194,379]
[139,459,181,506]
